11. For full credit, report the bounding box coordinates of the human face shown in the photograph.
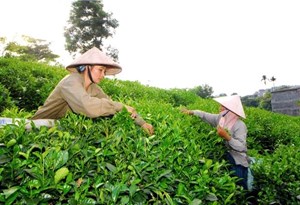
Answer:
[90,65,106,83]
[219,105,230,116]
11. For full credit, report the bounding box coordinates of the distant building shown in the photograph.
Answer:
[271,86,300,116]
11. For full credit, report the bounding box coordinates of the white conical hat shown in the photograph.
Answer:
[66,47,122,75]
[214,95,246,119]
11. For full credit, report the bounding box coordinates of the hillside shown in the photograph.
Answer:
[0,57,300,204]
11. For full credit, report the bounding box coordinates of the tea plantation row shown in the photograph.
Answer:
[0,58,300,204]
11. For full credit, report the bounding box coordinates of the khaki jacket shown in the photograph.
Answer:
[31,73,146,126]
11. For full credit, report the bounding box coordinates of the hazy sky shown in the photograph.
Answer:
[1,0,299,96]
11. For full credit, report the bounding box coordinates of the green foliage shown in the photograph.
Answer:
[189,84,214,99]
[241,96,260,108]
[1,35,59,64]
[64,0,119,59]
[0,83,14,113]
[0,57,67,111]
[258,91,272,111]
[0,111,241,204]
[245,107,300,153]
[252,145,300,204]
[1,107,33,119]
[242,92,272,111]
[1,58,300,204]
[168,88,200,107]
[100,79,199,107]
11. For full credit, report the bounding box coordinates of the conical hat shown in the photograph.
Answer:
[66,47,122,75]
[214,95,246,119]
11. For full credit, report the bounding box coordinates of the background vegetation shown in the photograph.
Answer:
[0,58,299,204]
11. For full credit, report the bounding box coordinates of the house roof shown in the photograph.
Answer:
[271,85,300,93]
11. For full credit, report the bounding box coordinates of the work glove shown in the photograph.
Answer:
[142,123,154,135]
[125,105,138,119]
[180,108,193,115]
[217,126,231,141]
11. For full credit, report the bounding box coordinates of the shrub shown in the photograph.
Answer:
[0,57,67,111]
[0,83,14,113]
[1,57,300,204]
[252,145,300,204]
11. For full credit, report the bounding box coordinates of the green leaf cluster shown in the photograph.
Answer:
[0,83,14,113]
[0,58,67,111]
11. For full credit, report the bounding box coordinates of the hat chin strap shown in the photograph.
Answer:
[87,66,95,84]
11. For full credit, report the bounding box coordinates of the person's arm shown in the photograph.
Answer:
[181,108,220,127]
[125,105,154,135]
[64,78,154,135]
[181,108,194,115]
[92,85,154,135]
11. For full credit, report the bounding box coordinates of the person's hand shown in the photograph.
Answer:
[180,108,193,115]
[125,105,138,119]
[142,123,154,135]
[217,126,231,141]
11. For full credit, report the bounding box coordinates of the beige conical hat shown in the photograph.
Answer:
[66,47,122,75]
[214,95,246,119]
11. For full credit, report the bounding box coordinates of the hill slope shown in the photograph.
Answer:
[0,57,300,204]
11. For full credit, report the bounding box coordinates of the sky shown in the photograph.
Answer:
[1,0,299,96]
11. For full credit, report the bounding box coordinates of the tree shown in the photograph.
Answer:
[106,45,119,63]
[261,75,276,89]
[270,76,276,91]
[0,36,6,53]
[1,35,59,64]
[190,84,213,99]
[270,76,276,82]
[259,91,272,111]
[64,0,119,60]
[261,75,267,85]
[217,93,227,97]
[241,96,260,108]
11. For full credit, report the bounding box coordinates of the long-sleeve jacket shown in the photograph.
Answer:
[192,110,249,167]
[31,73,146,126]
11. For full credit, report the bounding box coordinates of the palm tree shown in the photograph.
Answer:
[261,75,267,85]
[270,76,276,91]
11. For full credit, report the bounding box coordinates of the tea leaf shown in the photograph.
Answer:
[54,167,69,184]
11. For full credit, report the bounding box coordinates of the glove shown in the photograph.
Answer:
[142,123,154,135]
[217,126,231,141]
[180,108,193,115]
[125,105,138,119]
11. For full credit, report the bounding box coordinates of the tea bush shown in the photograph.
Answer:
[0,58,300,204]
[0,83,14,113]
[0,58,67,111]
[253,145,300,204]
